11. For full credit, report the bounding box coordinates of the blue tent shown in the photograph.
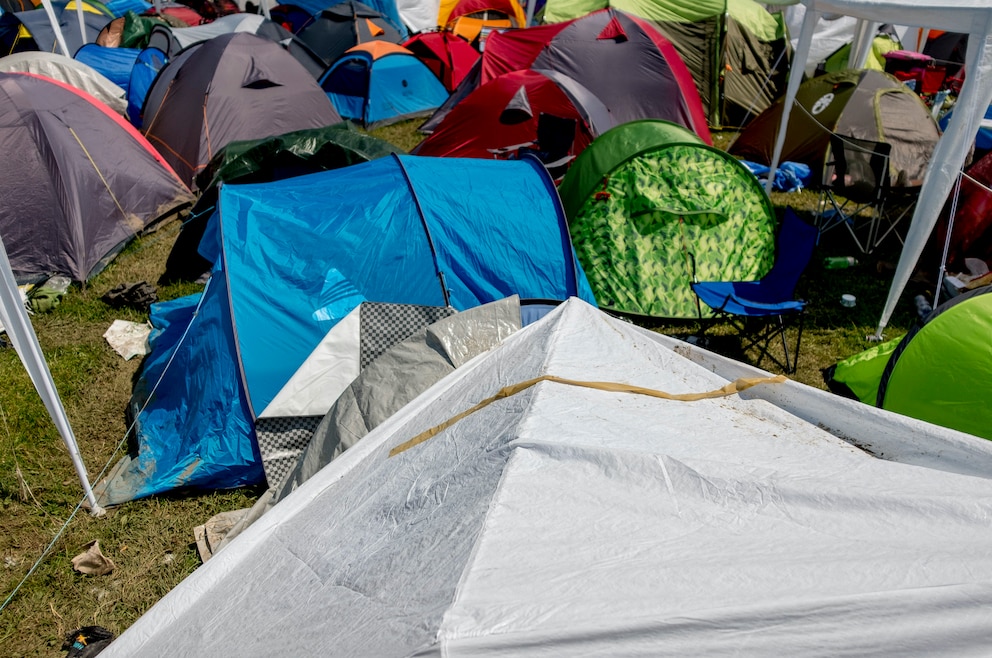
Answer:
[74,44,139,92]
[320,42,448,128]
[94,155,595,504]
[125,46,166,126]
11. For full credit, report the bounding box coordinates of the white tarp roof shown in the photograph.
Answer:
[770,0,992,337]
[104,299,992,656]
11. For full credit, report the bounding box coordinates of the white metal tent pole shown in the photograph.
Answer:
[874,25,992,338]
[74,0,86,53]
[38,0,71,57]
[849,19,878,69]
[524,0,536,27]
[765,6,817,194]
[0,235,104,516]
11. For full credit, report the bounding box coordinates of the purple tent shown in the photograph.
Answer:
[0,72,194,283]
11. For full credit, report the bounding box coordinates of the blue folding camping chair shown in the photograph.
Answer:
[691,207,818,373]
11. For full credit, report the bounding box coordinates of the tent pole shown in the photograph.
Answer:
[874,23,992,339]
[75,0,86,53]
[38,0,72,57]
[766,6,817,195]
[932,171,963,310]
[0,236,105,516]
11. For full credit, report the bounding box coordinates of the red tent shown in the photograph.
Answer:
[403,30,479,91]
[421,8,711,145]
[413,68,612,164]
[931,151,992,272]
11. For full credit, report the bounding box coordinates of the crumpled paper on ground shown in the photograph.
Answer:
[71,540,115,576]
[103,320,151,360]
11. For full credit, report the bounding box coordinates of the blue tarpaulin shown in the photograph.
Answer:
[96,155,596,504]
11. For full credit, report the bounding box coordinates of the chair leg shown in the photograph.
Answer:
[778,315,791,373]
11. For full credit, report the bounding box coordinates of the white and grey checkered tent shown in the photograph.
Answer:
[106,299,992,656]
[199,296,524,557]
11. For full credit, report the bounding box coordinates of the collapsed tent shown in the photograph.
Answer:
[92,155,595,506]
[141,32,341,188]
[402,29,478,92]
[292,0,403,66]
[542,0,792,128]
[421,8,711,146]
[104,298,992,657]
[411,68,613,166]
[319,41,448,128]
[0,71,193,283]
[0,50,126,115]
[558,119,776,319]
[731,68,940,186]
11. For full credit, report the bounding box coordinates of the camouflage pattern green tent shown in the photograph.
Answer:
[558,119,776,319]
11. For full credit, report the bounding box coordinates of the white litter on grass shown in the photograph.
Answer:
[103,320,152,360]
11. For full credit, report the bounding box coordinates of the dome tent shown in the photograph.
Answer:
[421,9,711,146]
[877,285,992,440]
[0,71,192,283]
[825,285,992,442]
[141,31,341,188]
[730,68,940,187]
[319,41,448,128]
[411,68,614,166]
[558,119,776,319]
[92,155,595,506]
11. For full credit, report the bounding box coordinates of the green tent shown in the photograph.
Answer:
[818,32,901,75]
[823,335,903,404]
[825,285,992,441]
[558,119,776,319]
[878,286,992,440]
[542,0,790,128]
[729,68,940,188]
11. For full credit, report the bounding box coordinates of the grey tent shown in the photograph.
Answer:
[0,71,193,282]
[146,13,327,78]
[295,0,403,66]
[141,32,341,188]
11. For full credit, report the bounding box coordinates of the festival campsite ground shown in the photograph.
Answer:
[0,123,928,657]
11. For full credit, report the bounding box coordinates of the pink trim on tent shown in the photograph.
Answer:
[11,72,190,187]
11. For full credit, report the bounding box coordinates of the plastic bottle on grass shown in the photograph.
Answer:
[823,256,858,269]
[914,294,933,320]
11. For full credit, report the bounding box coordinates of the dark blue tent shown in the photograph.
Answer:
[94,155,596,505]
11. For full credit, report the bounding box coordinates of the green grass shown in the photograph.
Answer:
[0,122,931,656]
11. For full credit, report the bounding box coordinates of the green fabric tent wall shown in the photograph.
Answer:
[558,119,776,319]
[825,285,992,442]
[878,286,992,441]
